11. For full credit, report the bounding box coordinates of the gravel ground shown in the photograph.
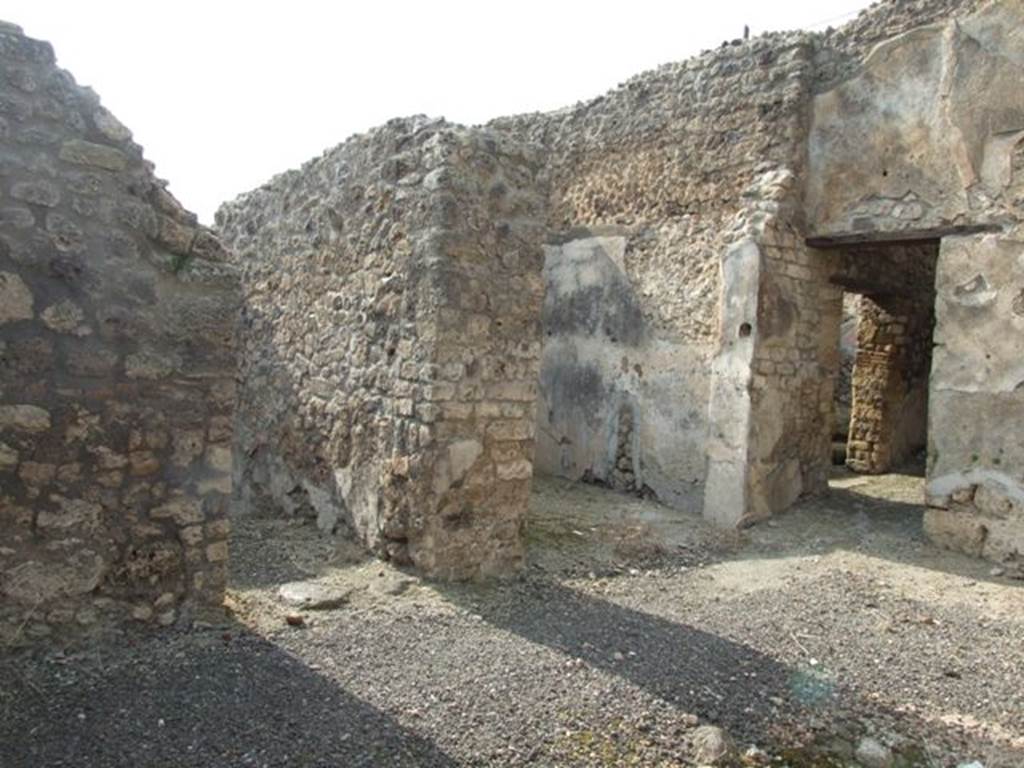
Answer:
[2,471,1022,767]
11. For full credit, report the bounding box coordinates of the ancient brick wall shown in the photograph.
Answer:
[0,22,238,646]
[217,118,546,579]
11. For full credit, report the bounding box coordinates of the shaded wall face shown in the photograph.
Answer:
[219,124,437,558]
[218,120,546,580]
[846,293,934,473]
[743,227,842,524]
[0,23,238,646]
[535,235,711,509]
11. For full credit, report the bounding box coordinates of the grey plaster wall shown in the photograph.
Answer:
[535,235,710,509]
[807,0,1024,238]
[925,232,1024,564]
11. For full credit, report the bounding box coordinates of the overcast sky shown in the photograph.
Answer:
[6,1,873,223]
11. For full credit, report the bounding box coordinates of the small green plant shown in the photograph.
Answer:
[169,252,192,275]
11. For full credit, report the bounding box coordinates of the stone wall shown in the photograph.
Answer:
[492,30,821,514]
[701,0,999,527]
[0,22,238,646]
[217,118,546,579]
[494,0,990,524]
[805,0,1022,563]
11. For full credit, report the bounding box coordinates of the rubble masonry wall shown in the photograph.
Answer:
[0,22,238,647]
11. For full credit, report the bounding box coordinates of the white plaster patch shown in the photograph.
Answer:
[927,469,1024,507]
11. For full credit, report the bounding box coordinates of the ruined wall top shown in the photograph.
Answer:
[0,21,233,279]
[814,0,989,89]
[807,0,1023,237]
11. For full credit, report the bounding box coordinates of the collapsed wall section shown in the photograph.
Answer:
[217,118,546,579]
[0,22,238,646]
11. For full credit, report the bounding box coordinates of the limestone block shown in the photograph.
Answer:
[150,498,204,526]
[128,451,160,476]
[983,515,1024,564]
[59,139,128,171]
[0,271,33,323]
[496,459,533,481]
[277,581,353,610]
[0,441,18,469]
[18,461,56,487]
[205,541,228,563]
[125,349,181,379]
[924,508,988,557]
[486,420,533,441]
[92,107,132,142]
[36,497,102,531]
[2,554,106,603]
[204,444,232,474]
[205,519,230,538]
[178,524,204,547]
[10,180,60,207]
[171,430,205,467]
[41,300,89,334]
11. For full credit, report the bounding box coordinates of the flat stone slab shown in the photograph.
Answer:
[276,581,353,610]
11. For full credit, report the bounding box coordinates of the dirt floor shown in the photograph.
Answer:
[2,470,1022,767]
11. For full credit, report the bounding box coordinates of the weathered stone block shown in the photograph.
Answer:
[10,180,60,207]
[924,507,989,557]
[0,270,33,323]
[205,541,228,563]
[39,298,82,332]
[0,404,51,432]
[150,498,203,526]
[58,139,127,171]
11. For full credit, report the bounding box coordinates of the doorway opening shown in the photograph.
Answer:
[829,240,939,482]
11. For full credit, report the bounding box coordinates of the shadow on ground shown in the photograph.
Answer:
[436,574,1023,765]
[0,627,457,768]
[440,577,824,739]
